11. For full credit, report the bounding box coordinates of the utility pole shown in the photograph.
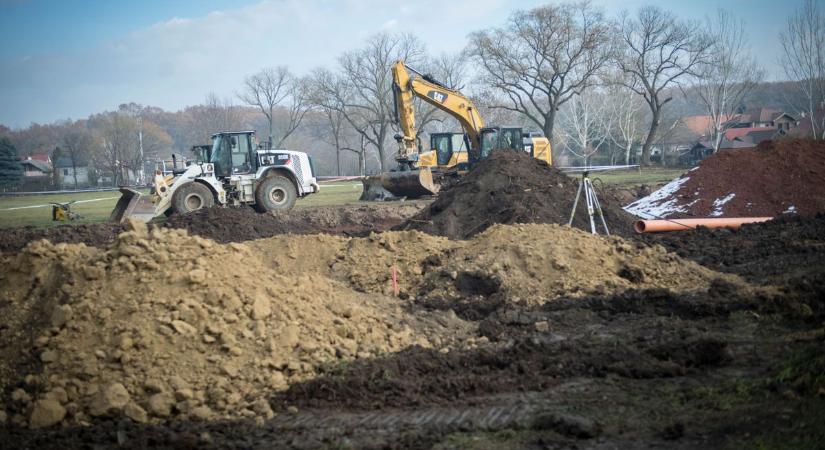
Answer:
[138,116,145,185]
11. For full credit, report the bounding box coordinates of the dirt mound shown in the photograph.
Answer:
[398,151,636,239]
[641,213,825,285]
[625,139,825,219]
[254,223,741,306]
[0,223,124,254]
[0,203,424,253]
[414,224,742,306]
[0,221,463,429]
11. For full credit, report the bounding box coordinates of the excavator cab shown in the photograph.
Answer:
[477,127,524,163]
[430,132,469,166]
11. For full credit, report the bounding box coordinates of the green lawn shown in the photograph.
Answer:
[0,182,365,229]
[0,190,134,229]
[0,169,683,230]
[567,167,686,188]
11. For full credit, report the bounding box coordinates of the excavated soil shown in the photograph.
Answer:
[0,202,425,254]
[2,210,824,448]
[398,151,636,239]
[0,220,474,429]
[643,213,825,285]
[626,139,825,219]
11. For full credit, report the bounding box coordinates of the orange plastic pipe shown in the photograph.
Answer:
[634,217,773,233]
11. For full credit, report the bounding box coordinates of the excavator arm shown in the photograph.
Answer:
[392,60,485,165]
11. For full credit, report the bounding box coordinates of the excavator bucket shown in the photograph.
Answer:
[360,169,439,201]
[109,188,152,223]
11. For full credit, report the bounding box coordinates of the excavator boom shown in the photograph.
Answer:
[362,61,486,200]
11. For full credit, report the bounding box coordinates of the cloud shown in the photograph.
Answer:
[0,0,515,126]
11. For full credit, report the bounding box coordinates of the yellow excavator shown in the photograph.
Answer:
[361,60,552,200]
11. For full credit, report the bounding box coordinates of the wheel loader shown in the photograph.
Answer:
[110,131,319,222]
[361,61,552,200]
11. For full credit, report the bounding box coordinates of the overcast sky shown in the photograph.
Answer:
[0,0,798,127]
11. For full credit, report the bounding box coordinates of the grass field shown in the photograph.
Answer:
[0,169,685,229]
[569,167,686,187]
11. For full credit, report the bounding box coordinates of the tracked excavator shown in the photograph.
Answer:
[110,131,319,222]
[361,60,552,200]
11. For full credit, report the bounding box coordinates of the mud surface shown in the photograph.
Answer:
[398,151,636,239]
[643,213,825,284]
[0,203,425,253]
[627,139,825,218]
[1,173,824,449]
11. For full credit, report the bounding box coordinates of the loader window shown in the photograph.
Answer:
[230,134,253,174]
[210,135,231,177]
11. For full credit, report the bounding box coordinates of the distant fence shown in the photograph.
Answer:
[0,186,144,197]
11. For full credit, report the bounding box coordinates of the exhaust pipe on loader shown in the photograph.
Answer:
[359,168,439,201]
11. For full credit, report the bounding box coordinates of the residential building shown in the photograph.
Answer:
[54,156,92,189]
[19,156,53,190]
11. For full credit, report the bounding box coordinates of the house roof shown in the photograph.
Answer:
[21,159,52,172]
[681,115,735,136]
[724,126,777,140]
[20,153,51,163]
[740,129,780,145]
[734,108,794,124]
[693,137,751,151]
[54,156,90,168]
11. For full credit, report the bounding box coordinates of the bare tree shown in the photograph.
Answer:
[780,0,825,139]
[309,33,425,172]
[99,112,138,186]
[616,6,712,165]
[413,52,470,137]
[239,67,310,148]
[200,92,243,135]
[697,9,764,152]
[59,121,95,189]
[605,79,646,165]
[467,1,612,145]
[557,89,613,165]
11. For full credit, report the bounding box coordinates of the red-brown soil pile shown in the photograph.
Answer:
[398,151,636,238]
[625,139,825,219]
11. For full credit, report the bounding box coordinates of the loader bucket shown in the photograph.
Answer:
[109,188,145,223]
[359,169,439,201]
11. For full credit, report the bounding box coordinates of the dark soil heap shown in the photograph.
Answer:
[161,203,422,243]
[398,151,635,239]
[642,213,825,285]
[0,203,423,253]
[628,139,825,219]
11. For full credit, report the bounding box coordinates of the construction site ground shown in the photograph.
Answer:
[0,154,822,449]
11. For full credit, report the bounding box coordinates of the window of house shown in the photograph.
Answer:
[63,169,69,176]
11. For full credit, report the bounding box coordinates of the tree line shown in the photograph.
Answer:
[3,0,825,190]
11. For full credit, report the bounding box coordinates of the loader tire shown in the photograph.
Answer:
[172,182,214,214]
[255,175,296,212]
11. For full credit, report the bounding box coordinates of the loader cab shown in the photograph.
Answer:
[478,127,524,161]
[209,131,257,177]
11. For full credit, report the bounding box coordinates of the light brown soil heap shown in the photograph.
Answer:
[416,223,740,305]
[398,151,636,239]
[0,221,737,429]
[625,139,825,219]
[0,221,454,428]
[254,224,738,306]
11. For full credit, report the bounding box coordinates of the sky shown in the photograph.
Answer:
[0,0,799,127]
